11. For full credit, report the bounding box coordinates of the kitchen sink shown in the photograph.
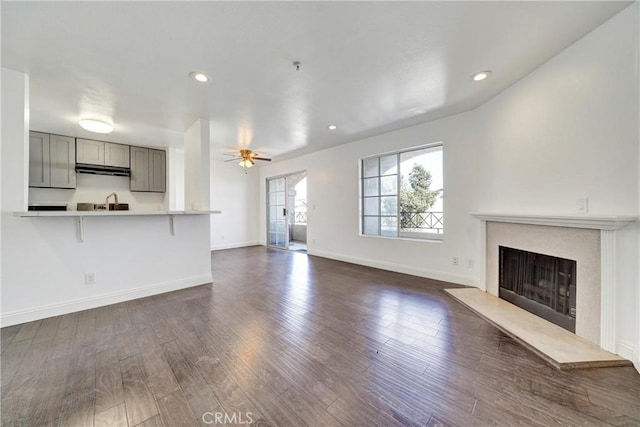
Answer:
[77,202,130,211]
[108,203,129,211]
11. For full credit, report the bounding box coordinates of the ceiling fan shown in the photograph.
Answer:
[224,149,272,168]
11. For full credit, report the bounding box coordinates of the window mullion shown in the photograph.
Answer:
[395,153,400,237]
[361,162,364,234]
[377,170,382,236]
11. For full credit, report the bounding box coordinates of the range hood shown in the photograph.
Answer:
[75,163,131,177]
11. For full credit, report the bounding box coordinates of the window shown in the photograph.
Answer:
[361,143,443,239]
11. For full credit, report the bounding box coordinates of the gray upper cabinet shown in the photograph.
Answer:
[130,146,165,193]
[77,139,129,167]
[29,131,76,189]
[76,138,104,165]
[49,134,76,188]
[29,132,50,187]
[149,149,166,192]
[130,146,149,192]
[104,142,130,167]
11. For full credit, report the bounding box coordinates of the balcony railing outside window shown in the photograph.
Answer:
[400,211,443,234]
[294,211,307,224]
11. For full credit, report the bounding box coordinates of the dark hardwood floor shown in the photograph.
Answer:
[2,246,639,426]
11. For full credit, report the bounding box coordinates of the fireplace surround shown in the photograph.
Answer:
[471,213,637,353]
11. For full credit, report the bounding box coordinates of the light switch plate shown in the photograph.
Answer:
[576,197,588,213]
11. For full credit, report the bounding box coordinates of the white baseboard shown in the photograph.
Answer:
[0,274,213,327]
[211,241,261,251]
[308,248,481,287]
[617,340,635,360]
[617,340,639,373]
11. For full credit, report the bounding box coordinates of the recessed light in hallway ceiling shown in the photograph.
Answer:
[472,70,492,81]
[190,71,210,83]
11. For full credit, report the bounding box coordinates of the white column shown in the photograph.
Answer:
[184,119,212,211]
[168,147,185,211]
[1,68,30,212]
[600,229,617,352]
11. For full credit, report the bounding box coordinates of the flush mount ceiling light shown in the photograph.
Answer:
[328,125,337,130]
[190,71,210,82]
[79,119,113,134]
[472,70,492,81]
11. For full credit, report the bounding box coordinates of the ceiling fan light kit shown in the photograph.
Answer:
[225,149,272,168]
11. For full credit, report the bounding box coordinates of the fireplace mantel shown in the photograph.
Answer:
[470,212,637,230]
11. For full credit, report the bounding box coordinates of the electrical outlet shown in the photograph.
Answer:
[468,259,474,269]
[85,273,96,285]
[312,239,316,245]
[452,257,459,266]
[220,235,225,241]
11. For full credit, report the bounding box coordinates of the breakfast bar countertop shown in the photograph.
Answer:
[13,209,222,242]
[14,210,221,217]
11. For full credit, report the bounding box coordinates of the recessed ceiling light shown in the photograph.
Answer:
[79,119,113,134]
[328,125,337,130]
[472,70,492,81]
[190,71,210,83]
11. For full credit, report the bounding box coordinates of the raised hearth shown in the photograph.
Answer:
[444,288,632,369]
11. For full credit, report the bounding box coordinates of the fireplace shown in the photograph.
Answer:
[499,246,577,333]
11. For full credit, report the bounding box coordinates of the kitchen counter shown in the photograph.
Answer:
[14,210,221,242]
[15,210,221,217]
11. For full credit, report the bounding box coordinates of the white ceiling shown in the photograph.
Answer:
[1,1,631,160]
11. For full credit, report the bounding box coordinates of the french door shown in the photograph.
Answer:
[267,176,288,248]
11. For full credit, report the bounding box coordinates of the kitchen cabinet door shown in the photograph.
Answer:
[29,132,50,187]
[149,149,166,193]
[49,134,76,188]
[130,146,149,191]
[76,138,105,165]
[104,142,129,167]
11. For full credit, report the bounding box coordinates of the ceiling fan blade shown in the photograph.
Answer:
[224,157,240,162]
[252,157,272,161]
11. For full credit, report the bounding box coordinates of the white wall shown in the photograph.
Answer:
[259,4,639,366]
[260,111,483,287]
[1,69,213,326]
[475,4,639,216]
[1,69,30,324]
[210,160,260,250]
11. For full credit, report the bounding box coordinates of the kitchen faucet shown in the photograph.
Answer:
[105,192,118,211]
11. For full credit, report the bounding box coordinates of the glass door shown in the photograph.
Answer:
[267,177,288,248]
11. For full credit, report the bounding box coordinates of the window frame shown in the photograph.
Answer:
[360,142,443,241]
